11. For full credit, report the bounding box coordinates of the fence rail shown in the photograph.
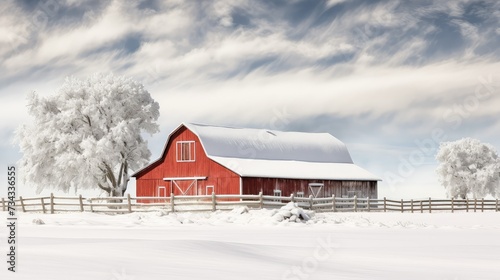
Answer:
[1,193,499,214]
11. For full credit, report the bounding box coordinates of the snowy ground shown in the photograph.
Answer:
[1,207,500,280]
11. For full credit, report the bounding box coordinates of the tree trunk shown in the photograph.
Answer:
[111,185,127,197]
[107,174,129,210]
[100,162,130,210]
[108,188,124,208]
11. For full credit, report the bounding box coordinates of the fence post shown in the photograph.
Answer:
[474,198,477,212]
[127,194,132,213]
[400,199,403,213]
[451,198,454,213]
[1,198,5,211]
[290,193,295,203]
[367,197,370,212]
[429,197,431,213]
[332,195,336,212]
[420,201,423,213]
[170,193,175,212]
[309,195,314,210]
[79,195,84,212]
[383,197,386,212]
[41,197,46,214]
[411,199,413,213]
[50,193,54,214]
[259,192,263,209]
[481,198,484,212]
[19,196,26,212]
[354,195,357,212]
[496,199,499,212]
[211,192,216,212]
[89,198,94,212]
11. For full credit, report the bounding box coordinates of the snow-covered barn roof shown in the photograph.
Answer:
[133,123,381,181]
[184,123,353,163]
[210,157,380,181]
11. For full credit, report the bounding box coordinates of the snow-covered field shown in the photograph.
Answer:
[1,207,500,280]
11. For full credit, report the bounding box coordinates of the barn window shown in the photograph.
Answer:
[157,186,166,197]
[206,185,214,195]
[273,190,282,202]
[176,141,195,162]
[156,186,167,204]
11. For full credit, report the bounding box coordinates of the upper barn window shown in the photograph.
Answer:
[176,141,195,162]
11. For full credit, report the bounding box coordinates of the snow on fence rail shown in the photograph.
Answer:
[1,193,499,214]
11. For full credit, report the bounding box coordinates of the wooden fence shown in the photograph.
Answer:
[1,193,499,214]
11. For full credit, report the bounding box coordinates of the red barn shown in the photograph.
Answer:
[132,123,380,201]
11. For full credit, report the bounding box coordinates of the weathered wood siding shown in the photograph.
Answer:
[135,126,240,202]
[242,177,377,198]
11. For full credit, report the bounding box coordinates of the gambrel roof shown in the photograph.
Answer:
[133,123,381,181]
[185,123,353,163]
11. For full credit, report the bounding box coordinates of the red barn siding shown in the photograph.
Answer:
[135,126,240,202]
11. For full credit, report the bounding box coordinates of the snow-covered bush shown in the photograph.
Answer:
[273,202,313,223]
[436,138,500,198]
[16,73,160,196]
[231,206,249,215]
[32,218,45,225]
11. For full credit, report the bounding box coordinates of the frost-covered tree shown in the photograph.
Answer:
[17,73,160,196]
[436,138,500,199]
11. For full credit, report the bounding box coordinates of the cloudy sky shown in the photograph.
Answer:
[1,0,499,198]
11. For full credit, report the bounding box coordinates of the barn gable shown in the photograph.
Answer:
[133,124,241,198]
